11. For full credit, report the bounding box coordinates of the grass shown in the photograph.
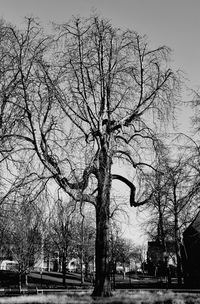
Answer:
[0,290,200,304]
[0,271,200,303]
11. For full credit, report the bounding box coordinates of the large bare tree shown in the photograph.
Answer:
[0,16,179,296]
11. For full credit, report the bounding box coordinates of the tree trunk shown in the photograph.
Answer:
[174,197,182,286]
[92,148,112,297]
[93,202,111,296]
[174,230,182,286]
[85,261,89,279]
[62,253,66,287]
[80,256,84,284]
[18,272,22,290]
[81,213,84,284]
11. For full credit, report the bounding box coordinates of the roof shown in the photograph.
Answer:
[183,210,200,239]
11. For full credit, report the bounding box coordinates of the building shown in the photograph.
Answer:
[182,211,200,287]
[147,240,176,277]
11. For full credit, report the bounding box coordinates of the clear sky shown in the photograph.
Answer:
[1,0,199,244]
[1,0,200,91]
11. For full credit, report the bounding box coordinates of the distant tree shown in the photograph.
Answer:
[72,207,96,281]
[143,148,172,250]
[144,152,199,285]
[110,227,143,278]
[6,190,44,287]
[47,198,77,286]
[0,215,13,261]
[164,157,199,285]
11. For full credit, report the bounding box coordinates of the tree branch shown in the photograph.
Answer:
[112,174,151,207]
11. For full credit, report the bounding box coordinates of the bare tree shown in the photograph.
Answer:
[0,16,179,296]
[72,207,96,282]
[144,151,200,285]
[1,189,45,287]
[47,198,77,286]
[164,157,199,285]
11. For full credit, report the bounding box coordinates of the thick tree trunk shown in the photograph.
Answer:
[92,148,112,297]
[93,201,111,296]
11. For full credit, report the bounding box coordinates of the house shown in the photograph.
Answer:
[182,210,200,287]
[147,240,176,277]
[0,260,18,271]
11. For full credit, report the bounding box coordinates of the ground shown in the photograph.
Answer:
[1,271,200,303]
[0,290,200,303]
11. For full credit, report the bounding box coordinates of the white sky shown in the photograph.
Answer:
[1,0,200,91]
[1,0,199,244]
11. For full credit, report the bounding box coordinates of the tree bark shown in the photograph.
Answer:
[175,218,182,286]
[93,198,111,296]
[62,252,67,287]
[92,148,112,297]
[174,187,182,286]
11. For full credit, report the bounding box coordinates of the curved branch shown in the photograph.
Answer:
[59,165,97,190]
[114,150,137,168]
[115,133,154,145]
[113,150,158,172]
[112,174,151,207]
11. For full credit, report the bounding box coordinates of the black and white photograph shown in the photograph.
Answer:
[0,0,199,303]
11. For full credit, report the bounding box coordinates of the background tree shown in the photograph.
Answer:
[47,198,77,286]
[143,151,199,285]
[110,228,144,281]
[165,157,199,285]
[72,207,96,282]
[5,190,44,287]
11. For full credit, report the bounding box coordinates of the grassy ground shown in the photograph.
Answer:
[0,270,92,289]
[0,290,200,303]
[1,271,200,303]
